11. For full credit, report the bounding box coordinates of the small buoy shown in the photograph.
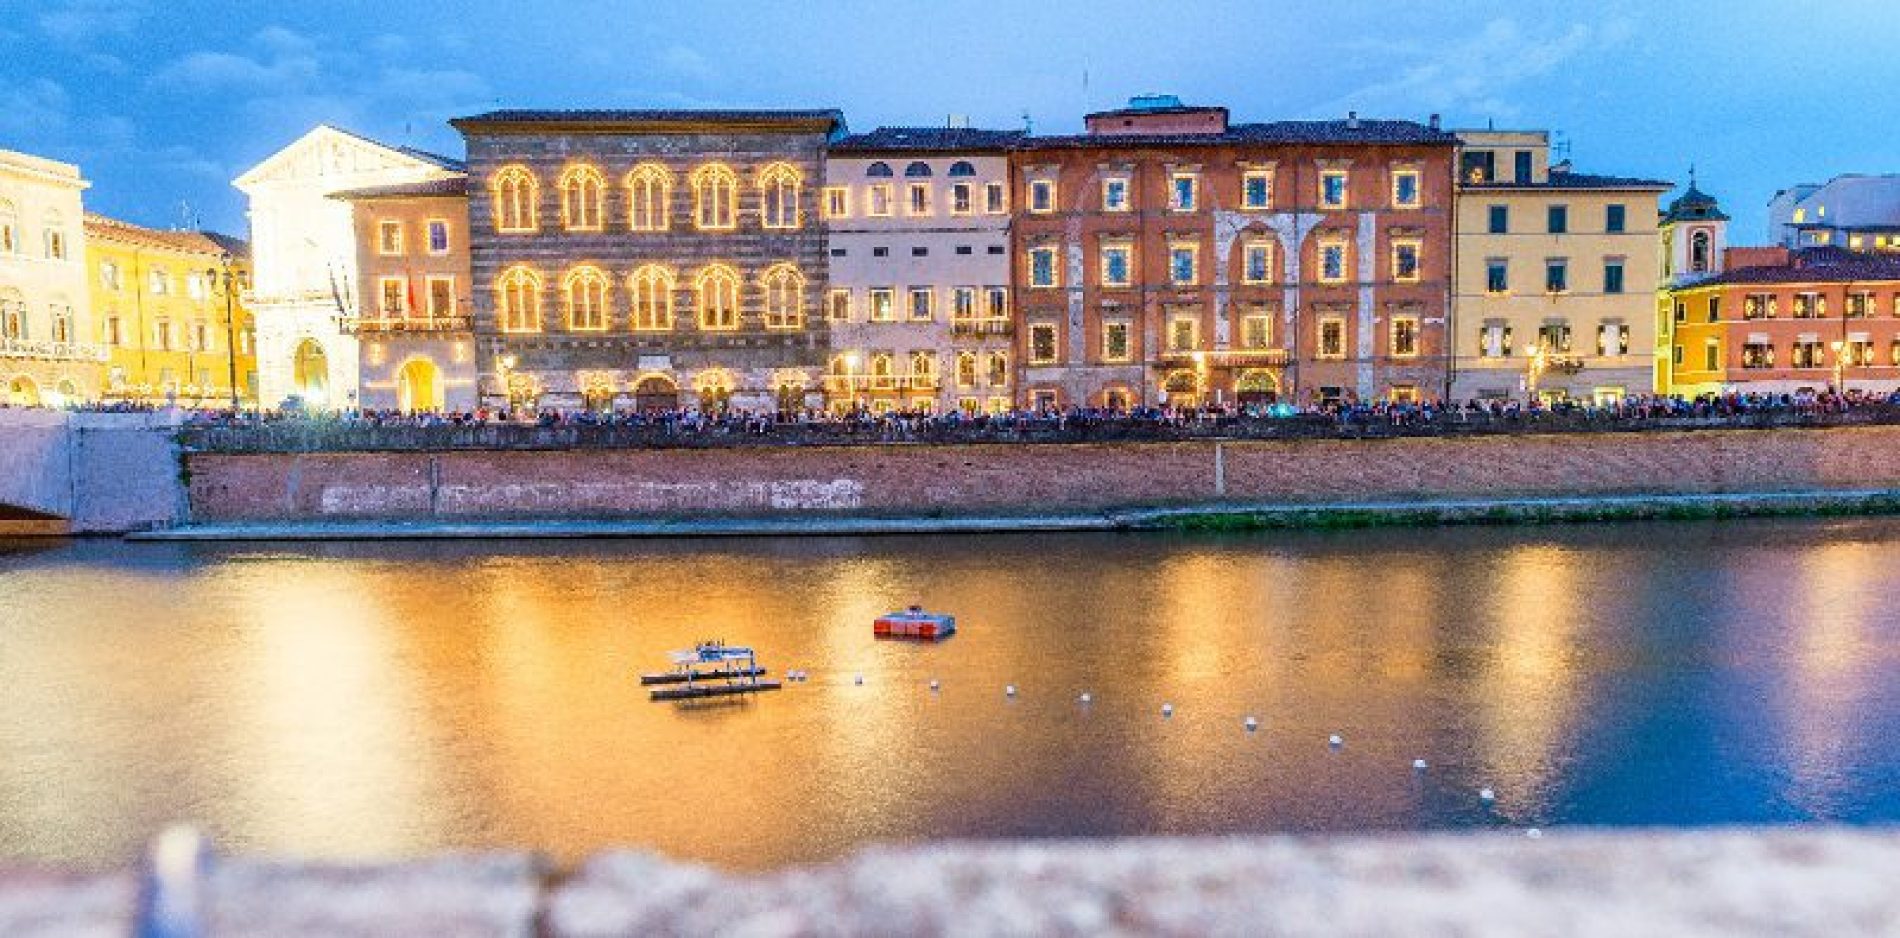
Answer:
[1480,788,1496,802]
[1328,734,1344,748]
[929,679,940,691]
[1526,828,1544,840]
[854,674,864,685]
[1412,759,1428,770]
[1161,703,1174,717]
[1005,684,1017,697]
[1079,692,1092,704]
[1243,716,1259,731]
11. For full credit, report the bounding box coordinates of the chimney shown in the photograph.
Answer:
[1346,111,1360,130]
[1428,113,1441,131]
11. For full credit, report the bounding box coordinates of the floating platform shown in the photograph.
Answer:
[650,681,783,701]
[875,609,957,640]
[639,667,768,686]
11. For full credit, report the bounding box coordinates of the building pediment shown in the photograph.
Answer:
[234,125,461,193]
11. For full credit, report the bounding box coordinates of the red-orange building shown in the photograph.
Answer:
[1669,245,1900,396]
[1009,96,1457,409]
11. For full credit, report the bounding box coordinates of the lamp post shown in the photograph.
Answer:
[1831,339,1846,393]
[1523,341,1550,400]
[204,252,243,414]
[496,353,519,415]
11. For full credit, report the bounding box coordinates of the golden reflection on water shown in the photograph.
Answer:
[5,521,1900,869]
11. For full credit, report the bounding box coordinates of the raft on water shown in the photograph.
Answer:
[650,680,783,701]
[639,666,767,685]
[874,606,957,640]
[646,640,777,702]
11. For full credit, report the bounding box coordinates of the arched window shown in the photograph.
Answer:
[947,161,976,178]
[0,199,17,254]
[491,166,538,232]
[904,161,933,177]
[563,265,610,331]
[760,263,804,329]
[986,351,1009,387]
[1690,229,1712,273]
[626,163,672,232]
[911,351,936,386]
[696,264,741,329]
[558,165,606,231]
[495,265,542,332]
[866,161,894,178]
[871,353,895,388]
[629,265,675,331]
[691,164,739,231]
[42,211,65,260]
[0,288,24,339]
[955,351,978,388]
[758,162,802,230]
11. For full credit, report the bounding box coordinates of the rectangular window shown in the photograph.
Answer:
[1793,293,1821,318]
[1169,244,1198,285]
[186,274,207,300]
[1320,242,1346,283]
[1240,312,1271,349]
[1392,241,1420,282]
[908,287,933,321]
[1707,296,1721,322]
[420,221,446,255]
[827,288,850,321]
[104,317,122,346]
[868,184,893,216]
[1479,323,1513,358]
[426,277,453,317]
[824,186,848,218]
[952,287,977,320]
[1488,205,1508,234]
[379,277,405,315]
[1102,177,1130,212]
[1168,315,1198,352]
[985,182,1006,213]
[1103,321,1131,361]
[1392,170,1421,208]
[1706,343,1721,371]
[1514,150,1533,183]
[1243,242,1272,284]
[1242,170,1272,209]
[1545,259,1569,293]
[1547,205,1568,234]
[1606,204,1627,233]
[1319,318,1346,358]
[1598,323,1632,356]
[1029,179,1056,214]
[1486,259,1509,294]
[1029,323,1058,364]
[1101,244,1131,287]
[908,183,931,216]
[1538,323,1573,353]
[869,288,895,322]
[377,220,402,255]
[1391,317,1419,357]
[1792,341,1825,368]
[1170,173,1197,211]
[985,287,1008,318]
[1320,170,1348,209]
[1674,301,1686,323]
[1029,247,1058,288]
[1603,260,1625,295]
[1744,293,1776,319]
[950,183,973,214]
[1847,292,1873,318]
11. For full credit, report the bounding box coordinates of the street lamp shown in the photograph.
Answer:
[1523,342,1550,400]
[204,251,243,413]
[1831,339,1847,393]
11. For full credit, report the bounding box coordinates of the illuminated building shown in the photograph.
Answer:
[1009,96,1457,410]
[82,215,255,406]
[329,176,477,413]
[1769,174,1900,252]
[234,126,465,410]
[450,109,843,412]
[1449,131,1671,403]
[825,126,1021,414]
[0,148,101,406]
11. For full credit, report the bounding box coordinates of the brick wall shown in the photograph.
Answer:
[185,424,1900,522]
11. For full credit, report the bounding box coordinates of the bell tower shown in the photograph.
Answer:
[1660,168,1730,288]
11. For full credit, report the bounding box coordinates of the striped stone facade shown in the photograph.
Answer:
[453,111,840,413]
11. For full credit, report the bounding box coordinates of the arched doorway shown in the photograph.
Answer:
[632,375,678,413]
[291,339,329,407]
[1236,369,1279,407]
[8,376,40,407]
[1161,369,1199,408]
[396,358,444,413]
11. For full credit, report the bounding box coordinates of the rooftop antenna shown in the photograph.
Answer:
[1552,131,1572,163]
[1689,163,1698,189]
[1021,109,1033,134]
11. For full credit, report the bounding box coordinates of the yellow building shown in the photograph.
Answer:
[83,214,257,407]
[1450,131,1671,403]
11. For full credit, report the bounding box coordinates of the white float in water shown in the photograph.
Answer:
[1244,716,1260,731]
[1079,692,1092,704]
[1328,734,1344,748]
[1005,684,1017,697]
[1161,703,1174,717]
[854,674,864,685]
[929,679,940,691]
[1527,828,1544,840]
[1412,759,1429,770]
[1480,788,1496,802]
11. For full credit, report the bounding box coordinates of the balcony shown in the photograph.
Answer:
[0,337,109,362]
[951,318,1014,337]
[1157,348,1290,367]
[340,315,474,335]
[823,374,942,393]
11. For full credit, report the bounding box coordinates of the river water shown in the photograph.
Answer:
[4,519,1900,870]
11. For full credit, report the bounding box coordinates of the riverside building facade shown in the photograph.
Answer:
[1449,131,1670,403]
[82,215,255,407]
[331,176,477,413]
[1009,97,1457,410]
[824,127,1021,413]
[451,109,842,412]
[0,148,100,406]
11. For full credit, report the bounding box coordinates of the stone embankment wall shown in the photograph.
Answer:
[184,424,1900,523]
[0,410,183,534]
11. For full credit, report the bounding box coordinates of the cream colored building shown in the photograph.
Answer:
[0,148,102,405]
[1450,131,1670,402]
[234,125,463,410]
[824,127,1021,413]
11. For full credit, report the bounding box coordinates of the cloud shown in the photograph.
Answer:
[36,0,144,44]
[658,45,716,84]
[0,79,74,139]
[150,26,324,93]
[1318,18,1632,120]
